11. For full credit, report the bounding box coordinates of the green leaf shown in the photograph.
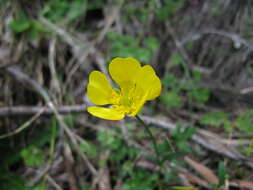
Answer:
[177,127,196,141]
[9,19,31,33]
[218,161,227,187]
[87,0,103,9]
[236,109,253,132]
[42,0,87,23]
[172,125,196,147]
[193,71,202,81]
[123,183,152,190]
[79,140,97,158]
[98,130,122,151]
[123,169,158,190]
[188,88,210,103]
[159,125,195,161]
[0,173,28,190]
[200,112,229,128]
[64,114,76,128]
[32,184,47,190]
[162,73,179,89]
[107,32,155,63]
[169,186,198,190]
[144,37,159,52]
[170,55,184,66]
[159,91,182,109]
[31,20,49,33]
[49,117,57,158]
[155,0,185,21]
[243,139,253,156]
[66,2,86,22]
[20,146,45,167]
[134,48,151,63]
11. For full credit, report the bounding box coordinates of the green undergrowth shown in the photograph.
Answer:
[1,0,253,189]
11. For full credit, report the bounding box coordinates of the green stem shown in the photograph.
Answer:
[135,115,162,168]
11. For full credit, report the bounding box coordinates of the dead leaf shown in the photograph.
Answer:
[184,156,218,185]
[230,180,253,190]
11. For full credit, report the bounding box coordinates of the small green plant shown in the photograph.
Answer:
[0,172,45,190]
[160,91,182,109]
[170,125,196,154]
[243,139,253,156]
[212,161,228,190]
[20,145,45,167]
[162,54,210,112]
[211,0,221,16]
[41,0,87,24]
[107,32,159,63]
[235,109,253,132]
[79,139,98,158]
[217,161,228,187]
[162,73,179,89]
[123,169,159,190]
[200,112,230,130]
[9,16,48,39]
[98,130,139,161]
[155,0,186,21]
[187,87,210,104]
[0,116,60,190]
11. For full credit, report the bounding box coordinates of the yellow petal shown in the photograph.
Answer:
[87,106,125,120]
[128,91,149,116]
[109,57,141,86]
[87,71,117,105]
[136,65,161,100]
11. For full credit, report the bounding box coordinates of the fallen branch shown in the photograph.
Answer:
[0,105,86,117]
[4,66,253,170]
[6,66,98,178]
[140,116,253,169]
[1,100,253,169]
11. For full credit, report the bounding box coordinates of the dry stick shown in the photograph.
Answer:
[135,115,162,168]
[0,108,44,139]
[140,116,253,169]
[178,28,253,72]
[96,1,123,44]
[49,38,61,96]
[39,16,118,96]
[40,10,121,88]
[1,101,253,169]
[80,120,210,189]
[6,66,97,177]
[46,175,64,190]
[1,99,252,168]
[63,143,78,190]
[27,156,63,187]
[0,105,87,117]
[39,16,95,88]
[166,21,195,72]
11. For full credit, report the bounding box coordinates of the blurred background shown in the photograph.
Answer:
[0,0,253,189]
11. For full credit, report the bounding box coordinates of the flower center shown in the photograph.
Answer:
[117,81,145,115]
[109,90,120,105]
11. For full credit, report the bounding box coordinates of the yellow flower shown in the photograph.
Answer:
[87,57,161,120]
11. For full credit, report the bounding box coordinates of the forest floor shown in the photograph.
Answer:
[0,1,253,190]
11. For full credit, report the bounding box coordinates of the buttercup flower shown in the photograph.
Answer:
[87,57,161,120]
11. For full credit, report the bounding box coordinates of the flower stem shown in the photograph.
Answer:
[135,115,162,169]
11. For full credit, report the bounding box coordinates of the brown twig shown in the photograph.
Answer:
[46,175,64,190]
[0,108,44,139]
[0,105,86,117]
[6,66,97,177]
[139,115,253,169]
[63,143,78,190]
[48,38,61,98]
[27,156,63,187]
[4,66,253,170]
